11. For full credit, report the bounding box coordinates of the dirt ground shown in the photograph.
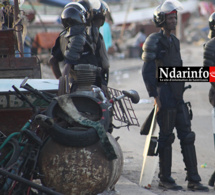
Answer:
[41,42,215,195]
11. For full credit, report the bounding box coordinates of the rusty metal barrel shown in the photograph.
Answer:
[38,133,123,195]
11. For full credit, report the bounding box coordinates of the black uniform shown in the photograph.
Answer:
[88,24,110,87]
[203,38,215,107]
[142,30,201,183]
[52,25,108,89]
[203,37,215,187]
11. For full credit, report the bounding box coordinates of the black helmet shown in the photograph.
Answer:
[78,0,93,25]
[209,12,215,31]
[61,5,86,28]
[88,0,104,20]
[153,0,183,27]
[101,1,110,18]
[153,5,166,27]
[208,12,215,38]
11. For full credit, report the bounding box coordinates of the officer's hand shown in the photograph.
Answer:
[154,96,161,113]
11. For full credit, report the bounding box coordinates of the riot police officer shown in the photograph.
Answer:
[142,0,208,191]
[203,11,215,188]
[48,1,94,81]
[85,0,110,88]
[49,0,110,90]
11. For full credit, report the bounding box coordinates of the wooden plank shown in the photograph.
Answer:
[0,29,16,56]
[0,57,41,78]
[0,69,39,78]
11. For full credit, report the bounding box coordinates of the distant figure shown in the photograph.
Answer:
[133,27,146,48]
[23,36,32,57]
[15,36,32,57]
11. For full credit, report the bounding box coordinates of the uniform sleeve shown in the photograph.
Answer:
[51,36,64,62]
[203,39,215,89]
[141,32,161,97]
[142,60,158,97]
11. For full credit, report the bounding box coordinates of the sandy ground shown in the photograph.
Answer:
[41,42,215,195]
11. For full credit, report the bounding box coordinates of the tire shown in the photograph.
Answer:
[45,93,110,147]
[45,126,99,147]
[1,138,21,168]
[0,138,21,191]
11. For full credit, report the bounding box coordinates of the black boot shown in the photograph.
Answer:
[159,180,183,191]
[159,145,182,190]
[180,132,209,192]
[208,171,215,187]
[188,181,209,191]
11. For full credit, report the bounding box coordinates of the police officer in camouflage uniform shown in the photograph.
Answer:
[142,0,208,191]
[203,11,215,188]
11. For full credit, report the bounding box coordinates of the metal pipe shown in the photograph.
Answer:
[0,168,63,195]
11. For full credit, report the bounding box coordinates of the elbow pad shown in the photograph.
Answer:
[64,34,86,61]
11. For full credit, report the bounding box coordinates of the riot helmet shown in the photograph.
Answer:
[208,12,215,38]
[88,0,103,20]
[153,0,183,27]
[78,0,93,25]
[95,1,110,26]
[61,5,86,28]
[101,1,110,18]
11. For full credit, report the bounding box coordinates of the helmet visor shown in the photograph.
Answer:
[102,1,110,12]
[159,0,183,14]
[64,2,87,12]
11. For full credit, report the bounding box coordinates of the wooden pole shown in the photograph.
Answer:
[119,0,133,42]
[14,0,24,57]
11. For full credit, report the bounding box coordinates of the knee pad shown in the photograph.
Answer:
[182,131,195,145]
[158,133,175,154]
[166,133,175,145]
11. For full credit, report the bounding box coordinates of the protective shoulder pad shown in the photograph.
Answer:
[142,32,161,62]
[203,38,215,67]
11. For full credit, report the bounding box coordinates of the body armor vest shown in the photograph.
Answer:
[159,34,184,100]
[158,34,182,67]
[143,31,184,100]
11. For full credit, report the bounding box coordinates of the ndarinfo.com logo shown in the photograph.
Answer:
[158,67,211,82]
